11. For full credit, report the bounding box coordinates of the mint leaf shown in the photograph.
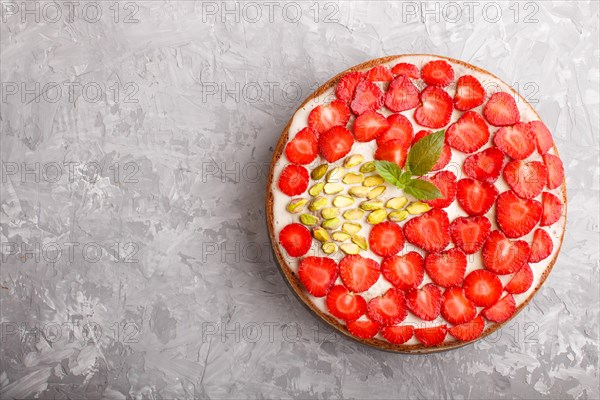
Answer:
[398,171,412,186]
[404,179,442,200]
[406,130,445,176]
[374,160,405,187]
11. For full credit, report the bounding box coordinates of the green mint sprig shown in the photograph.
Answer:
[374,130,445,201]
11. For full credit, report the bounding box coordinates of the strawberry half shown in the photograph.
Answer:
[369,221,405,257]
[308,99,351,135]
[339,254,381,293]
[445,111,490,153]
[384,75,420,112]
[456,178,499,216]
[450,215,492,254]
[279,223,312,257]
[347,318,380,339]
[494,122,536,160]
[350,80,384,115]
[454,75,485,111]
[381,325,414,344]
[278,164,309,196]
[543,153,565,189]
[326,285,367,322]
[503,160,548,199]
[298,256,338,297]
[448,316,485,342]
[391,62,420,79]
[404,209,451,253]
[414,325,447,347]
[496,191,542,238]
[482,230,530,275]
[481,294,516,323]
[365,65,394,82]
[318,126,354,162]
[463,147,505,183]
[285,127,318,164]
[441,287,477,325]
[374,139,409,168]
[425,247,467,288]
[336,72,365,104]
[381,252,424,291]
[367,288,408,326]
[528,229,553,262]
[505,263,534,294]
[413,130,451,170]
[353,110,389,142]
[421,60,454,87]
[463,269,503,307]
[414,86,453,129]
[422,170,457,209]
[483,92,520,126]
[528,121,554,155]
[541,192,563,226]
[406,283,442,321]
[376,114,413,147]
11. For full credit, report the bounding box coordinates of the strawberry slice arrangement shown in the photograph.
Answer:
[272,56,566,351]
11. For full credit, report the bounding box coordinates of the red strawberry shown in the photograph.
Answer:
[448,316,485,342]
[376,114,413,147]
[369,221,405,257]
[413,130,451,170]
[374,139,409,168]
[421,60,454,87]
[541,192,563,226]
[279,223,312,257]
[326,285,367,321]
[384,75,420,112]
[463,269,503,307]
[414,325,447,347]
[414,86,453,129]
[503,160,548,199]
[483,92,520,126]
[446,111,490,153]
[454,75,485,111]
[441,287,477,325]
[481,294,516,323]
[336,72,365,104]
[350,80,384,115]
[365,65,394,82]
[339,254,381,293]
[391,62,420,79]
[353,111,389,142]
[278,164,309,196]
[494,122,536,160]
[505,263,533,294]
[543,153,564,189]
[482,230,530,275]
[285,127,318,164]
[450,216,492,254]
[425,247,467,288]
[308,99,351,135]
[318,126,354,162]
[528,121,554,155]
[406,283,442,321]
[496,191,542,238]
[346,318,379,339]
[298,256,338,297]
[404,209,451,253]
[381,325,414,344]
[528,229,553,262]
[463,147,505,183]
[422,171,457,209]
[381,252,424,290]
[456,178,499,216]
[367,288,408,326]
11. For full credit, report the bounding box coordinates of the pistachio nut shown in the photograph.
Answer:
[286,198,308,213]
[340,243,360,255]
[309,196,328,211]
[308,182,324,197]
[322,217,342,230]
[360,199,384,211]
[312,227,330,242]
[367,185,386,199]
[407,201,432,215]
[342,222,362,234]
[332,231,351,242]
[326,167,345,183]
[311,164,328,180]
[321,207,340,220]
[360,161,376,173]
[386,196,408,210]
[363,175,385,187]
[333,195,354,207]
[388,210,409,222]
[343,172,364,185]
[343,208,364,220]
[367,209,387,225]
[300,213,319,226]
[322,242,338,254]
[348,186,370,198]
[344,154,364,168]
[351,234,368,250]
[323,183,344,194]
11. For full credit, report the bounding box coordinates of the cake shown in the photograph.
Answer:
[266,55,566,353]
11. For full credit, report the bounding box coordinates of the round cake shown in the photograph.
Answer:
[266,55,566,353]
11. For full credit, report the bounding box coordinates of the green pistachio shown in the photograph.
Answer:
[286,198,308,213]
[300,214,319,226]
[324,183,344,194]
[344,154,364,168]
[342,222,362,234]
[322,217,342,230]
[311,164,328,180]
[343,208,365,220]
[309,196,328,211]
[308,182,324,196]
[367,185,386,199]
[407,202,432,215]
[363,175,385,187]
[312,227,330,242]
[351,234,368,250]
[386,196,408,210]
[360,161,376,173]
[322,242,338,254]
[326,167,345,183]
[333,195,355,207]
[343,172,364,184]
[321,207,340,220]
[360,199,384,211]
[367,209,387,225]
[332,231,351,242]
[388,210,409,222]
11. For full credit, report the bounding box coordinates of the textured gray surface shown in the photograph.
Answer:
[0,1,599,399]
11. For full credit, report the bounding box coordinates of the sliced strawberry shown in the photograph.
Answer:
[414,325,447,347]
[441,287,477,325]
[541,192,563,226]
[450,216,492,254]
[456,178,499,216]
[278,164,309,196]
[391,62,420,79]
[384,75,420,112]
[339,254,381,293]
[404,209,450,253]
[528,121,554,155]
[381,252,424,290]
[336,72,365,104]
[505,263,534,294]
[494,122,535,160]
[350,80,384,115]
[346,318,379,339]
[406,283,442,321]
[367,288,407,326]
[308,99,351,135]
[496,191,542,238]
[285,127,318,164]
[481,294,516,323]
[454,75,485,111]
[503,160,548,199]
[463,147,505,183]
[413,130,451,170]
[483,92,520,126]
[376,114,413,147]
[528,229,553,262]
[374,139,409,168]
[482,230,530,275]
[422,170,457,209]
[421,60,454,87]
[365,65,394,82]
[298,256,338,297]
[318,126,354,163]
[414,86,453,129]
[381,325,414,344]
[369,221,405,257]
[353,111,389,142]
[448,316,485,342]
[279,223,312,257]
[326,285,367,321]
[446,111,489,153]
[543,153,564,189]
[463,269,503,307]
[425,247,467,288]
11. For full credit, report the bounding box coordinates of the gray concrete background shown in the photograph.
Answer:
[0,1,598,399]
